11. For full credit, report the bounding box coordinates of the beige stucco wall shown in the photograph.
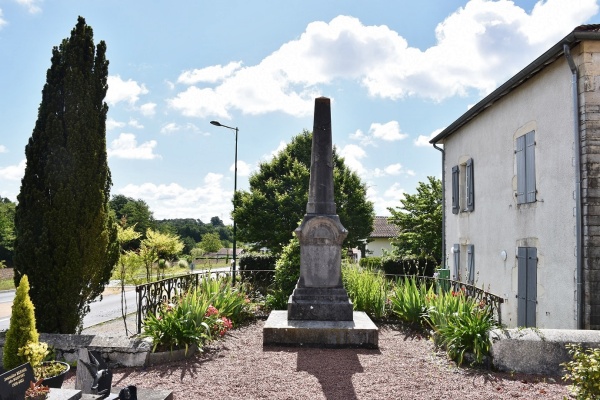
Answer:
[442,54,578,328]
[367,238,393,257]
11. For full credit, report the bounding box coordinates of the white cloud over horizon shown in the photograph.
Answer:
[106,75,149,107]
[0,159,25,181]
[108,133,160,160]
[167,0,597,119]
[117,173,233,222]
[414,128,444,147]
[16,0,42,14]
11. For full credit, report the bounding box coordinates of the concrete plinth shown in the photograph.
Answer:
[263,310,378,348]
[288,287,354,321]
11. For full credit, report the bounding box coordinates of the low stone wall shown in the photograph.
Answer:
[490,328,600,376]
[0,333,152,369]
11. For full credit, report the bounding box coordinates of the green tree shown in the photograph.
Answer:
[199,232,223,253]
[0,197,16,265]
[387,176,442,264]
[13,17,119,333]
[110,194,155,245]
[233,130,374,254]
[3,275,39,370]
[140,229,184,281]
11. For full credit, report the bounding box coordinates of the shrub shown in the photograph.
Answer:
[358,257,381,271]
[265,238,300,310]
[342,263,389,319]
[562,343,600,399]
[177,259,189,269]
[3,275,39,370]
[381,256,436,277]
[238,253,277,271]
[196,276,251,325]
[388,276,431,327]
[433,303,496,366]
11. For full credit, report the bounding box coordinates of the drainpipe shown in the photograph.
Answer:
[564,43,584,329]
[433,143,446,268]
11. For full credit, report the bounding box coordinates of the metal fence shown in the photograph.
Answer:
[385,274,505,325]
[135,269,275,333]
[135,269,504,333]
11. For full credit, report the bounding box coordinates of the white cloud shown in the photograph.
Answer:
[370,121,408,141]
[168,1,597,118]
[366,182,405,216]
[108,133,160,160]
[160,122,201,135]
[116,173,234,223]
[414,128,444,147]
[0,9,7,29]
[178,62,243,85]
[231,160,251,177]
[0,145,7,153]
[350,129,374,146]
[106,118,125,131]
[16,0,42,14]
[373,163,415,177]
[0,159,26,181]
[139,102,156,116]
[106,75,149,106]
[128,119,144,129]
[338,144,367,176]
[263,140,288,161]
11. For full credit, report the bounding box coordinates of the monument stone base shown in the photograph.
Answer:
[288,286,354,321]
[263,310,378,348]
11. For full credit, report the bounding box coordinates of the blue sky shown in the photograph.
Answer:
[1,0,599,224]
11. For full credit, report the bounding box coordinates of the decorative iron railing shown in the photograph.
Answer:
[385,274,505,325]
[135,269,275,333]
[135,269,504,333]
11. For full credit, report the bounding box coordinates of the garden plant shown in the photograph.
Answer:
[562,343,600,399]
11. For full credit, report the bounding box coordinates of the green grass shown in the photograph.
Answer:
[0,278,15,291]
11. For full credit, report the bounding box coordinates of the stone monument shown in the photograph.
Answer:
[263,97,378,348]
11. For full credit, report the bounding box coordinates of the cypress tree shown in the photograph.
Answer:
[13,16,118,333]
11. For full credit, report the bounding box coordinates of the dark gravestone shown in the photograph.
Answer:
[0,363,35,400]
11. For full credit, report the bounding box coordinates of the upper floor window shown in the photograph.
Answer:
[516,131,536,204]
[451,158,474,214]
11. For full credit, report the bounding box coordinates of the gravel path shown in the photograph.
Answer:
[67,319,572,399]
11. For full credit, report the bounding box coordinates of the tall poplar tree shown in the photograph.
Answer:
[14,17,118,333]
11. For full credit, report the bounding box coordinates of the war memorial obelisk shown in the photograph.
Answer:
[263,97,378,348]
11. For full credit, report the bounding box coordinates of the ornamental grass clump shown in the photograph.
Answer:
[142,276,251,353]
[424,289,496,366]
[342,263,389,319]
[562,343,600,399]
[389,276,432,327]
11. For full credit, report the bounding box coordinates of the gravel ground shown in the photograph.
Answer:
[67,319,572,399]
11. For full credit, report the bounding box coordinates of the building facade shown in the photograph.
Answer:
[431,26,600,330]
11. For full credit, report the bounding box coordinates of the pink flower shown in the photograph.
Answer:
[205,305,219,317]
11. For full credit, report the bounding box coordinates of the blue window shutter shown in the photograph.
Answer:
[526,247,537,327]
[525,131,536,203]
[452,165,459,214]
[453,244,460,280]
[517,247,527,326]
[516,135,526,204]
[467,244,475,284]
[466,158,474,212]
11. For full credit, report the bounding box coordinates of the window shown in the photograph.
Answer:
[452,244,460,280]
[516,131,536,204]
[466,244,475,285]
[517,247,537,327]
[451,158,474,214]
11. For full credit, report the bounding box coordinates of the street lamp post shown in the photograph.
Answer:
[210,121,238,283]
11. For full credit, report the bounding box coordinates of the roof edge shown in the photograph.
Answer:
[430,27,600,144]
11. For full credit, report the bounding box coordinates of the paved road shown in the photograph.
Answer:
[0,287,137,331]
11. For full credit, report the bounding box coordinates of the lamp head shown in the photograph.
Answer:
[210,121,222,127]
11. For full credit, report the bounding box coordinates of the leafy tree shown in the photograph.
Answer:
[13,17,119,333]
[387,176,442,264]
[140,229,184,281]
[233,130,374,254]
[0,197,16,265]
[3,275,39,370]
[210,216,225,227]
[110,194,155,245]
[199,232,223,253]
